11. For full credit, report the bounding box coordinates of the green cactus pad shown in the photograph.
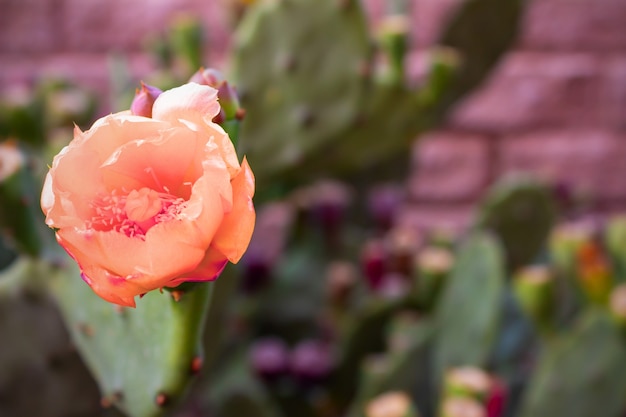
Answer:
[233,0,371,184]
[347,316,434,417]
[49,260,212,417]
[476,176,556,270]
[518,309,626,417]
[436,0,525,110]
[605,215,626,282]
[434,231,505,380]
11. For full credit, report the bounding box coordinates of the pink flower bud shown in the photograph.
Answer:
[290,340,334,385]
[250,337,290,382]
[189,68,243,120]
[189,67,225,88]
[217,81,242,120]
[130,82,162,118]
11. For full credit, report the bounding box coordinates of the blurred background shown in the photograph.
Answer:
[2,0,624,228]
[1,1,626,417]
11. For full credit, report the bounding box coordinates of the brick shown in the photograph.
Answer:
[0,53,156,114]
[603,57,626,130]
[409,131,490,201]
[498,130,626,201]
[60,0,219,52]
[0,0,61,53]
[450,52,606,133]
[521,0,626,52]
[409,0,462,47]
[396,203,474,236]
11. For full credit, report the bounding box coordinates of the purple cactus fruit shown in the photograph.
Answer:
[289,340,334,385]
[249,337,290,382]
[361,239,388,290]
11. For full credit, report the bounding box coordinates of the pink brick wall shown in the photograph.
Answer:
[1,0,625,232]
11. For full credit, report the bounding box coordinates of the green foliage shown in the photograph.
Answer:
[233,0,371,187]
[606,215,626,281]
[233,0,525,189]
[433,232,505,379]
[347,315,434,417]
[49,260,212,417]
[476,176,557,270]
[0,152,49,256]
[518,309,626,417]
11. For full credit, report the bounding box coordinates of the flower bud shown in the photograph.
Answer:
[130,82,162,118]
[0,141,24,182]
[377,14,410,84]
[443,367,492,402]
[413,247,454,309]
[379,273,410,301]
[289,340,334,385]
[361,239,388,290]
[367,184,405,231]
[217,81,242,121]
[512,265,555,329]
[549,221,595,274]
[609,283,626,327]
[0,141,44,255]
[189,67,225,88]
[385,227,422,275]
[605,215,626,279]
[189,68,243,120]
[249,337,290,382]
[326,260,358,306]
[366,391,419,417]
[576,241,613,305]
[427,227,458,250]
[441,397,486,417]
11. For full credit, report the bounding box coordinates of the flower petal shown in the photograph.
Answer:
[79,264,143,307]
[99,126,208,198]
[166,248,228,287]
[152,83,220,126]
[44,115,170,228]
[211,157,256,263]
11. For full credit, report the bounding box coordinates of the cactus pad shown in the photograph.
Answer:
[434,232,505,379]
[518,309,626,417]
[49,260,211,417]
[476,176,556,270]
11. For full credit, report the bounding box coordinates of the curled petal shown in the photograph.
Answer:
[79,265,143,308]
[212,158,256,263]
[152,83,220,126]
[166,248,228,287]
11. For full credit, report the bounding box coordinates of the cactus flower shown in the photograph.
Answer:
[41,82,255,307]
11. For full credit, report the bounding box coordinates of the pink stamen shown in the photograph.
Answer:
[87,188,188,239]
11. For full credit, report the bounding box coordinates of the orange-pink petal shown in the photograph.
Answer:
[152,83,220,127]
[211,157,256,263]
[166,248,229,288]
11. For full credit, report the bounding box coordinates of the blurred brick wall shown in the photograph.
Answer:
[1,0,625,232]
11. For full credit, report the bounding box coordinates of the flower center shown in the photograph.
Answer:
[88,187,187,239]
